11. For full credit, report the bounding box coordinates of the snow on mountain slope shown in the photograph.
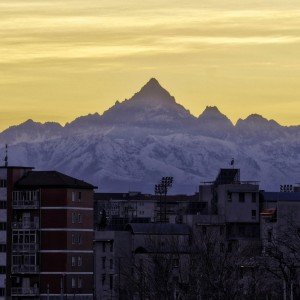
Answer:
[0,119,63,145]
[0,78,299,192]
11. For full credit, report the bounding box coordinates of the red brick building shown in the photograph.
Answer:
[1,167,96,299]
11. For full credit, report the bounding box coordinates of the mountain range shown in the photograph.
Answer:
[1,78,299,193]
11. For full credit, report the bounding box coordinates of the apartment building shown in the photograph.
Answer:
[0,165,96,299]
[197,169,260,249]
[94,223,190,300]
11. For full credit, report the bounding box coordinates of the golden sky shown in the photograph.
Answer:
[1,0,300,131]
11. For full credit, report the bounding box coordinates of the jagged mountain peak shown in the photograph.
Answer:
[236,114,279,127]
[128,78,175,106]
[198,106,233,124]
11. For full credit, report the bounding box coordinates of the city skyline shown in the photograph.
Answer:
[1,0,300,130]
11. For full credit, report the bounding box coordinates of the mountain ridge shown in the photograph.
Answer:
[0,78,299,193]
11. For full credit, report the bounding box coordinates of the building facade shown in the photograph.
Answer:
[0,166,96,299]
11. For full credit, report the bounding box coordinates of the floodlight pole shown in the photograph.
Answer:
[155,177,173,223]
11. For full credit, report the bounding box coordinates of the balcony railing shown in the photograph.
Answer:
[11,287,39,296]
[12,243,39,252]
[12,265,39,274]
[13,191,39,209]
[12,221,39,230]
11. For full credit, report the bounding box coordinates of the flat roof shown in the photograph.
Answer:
[262,192,300,202]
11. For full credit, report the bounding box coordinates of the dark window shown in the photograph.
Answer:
[220,243,225,253]
[0,201,6,209]
[102,242,106,252]
[0,266,6,274]
[252,210,256,218]
[0,245,6,252]
[0,223,6,231]
[202,226,207,235]
[0,180,7,188]
[239,193,245,202]
[228,241,233,252]
[238,225,245,236]
[109,274,113,290]
[220,226,224,236]
[252,193,256,203]
[102,274,106,285]
[268,230,272,242]
[102,257,106,268]
[227,192,232,202]
[0,288,5,296]
[110,259,113,269]
[173,258,179,268]
[110,242,114,252]
[78,192,82,201]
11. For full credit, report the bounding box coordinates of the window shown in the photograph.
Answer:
[252,193,257,203]
[78,277,82,288]
[220,226,224,236]
[252,210,256,218]
[110,259,113,269]
[78,235,82,244]
[102,274,106,285]
[102,242,106,252]
[72,212,76,224]
[0,223,6,231]
[72,256,76,266]
[109,274,114,290]
[102,257,106,268]
[0,180,7,188]
[268,230,272,242]
[110,242,114,252]
[0,201,6,209]
[0,288,5,296]
[78,213,82,223]
[78,192,82,201]
[239,193,245,202]
[227,192,232,202]
[220,243,225,253]
[228,241,233,252]
[238,225,245,236]
[0,266,6,274]
[0,245,6,252]
[202,226,207,235]
[172,258,179,268]
[78,256,82,266]
[72,234,76,244]
[72,277,76,288]
[72,192,75,202]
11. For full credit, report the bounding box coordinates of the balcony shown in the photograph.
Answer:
[12,265,39,274]
[13,191,39,209]
[13,243,39,252]
[12,221,39,230]
[11,287,39,296]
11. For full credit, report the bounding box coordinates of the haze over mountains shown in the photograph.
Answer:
[1,78,299,193]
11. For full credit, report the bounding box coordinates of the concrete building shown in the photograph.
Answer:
[94,223,190,300]
[197,169,260,249]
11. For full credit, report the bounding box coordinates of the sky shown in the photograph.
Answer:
[0,0,300,131]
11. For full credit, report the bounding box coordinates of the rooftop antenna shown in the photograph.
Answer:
[4,144,8,167]
[230,158,235,169]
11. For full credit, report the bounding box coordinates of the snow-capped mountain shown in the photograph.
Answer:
[0,78,299,193]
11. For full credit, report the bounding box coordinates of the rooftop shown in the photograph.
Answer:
[126,223,190,235]
[15,171,97,189]
[262,192,300,202]
[0,166,34,169]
